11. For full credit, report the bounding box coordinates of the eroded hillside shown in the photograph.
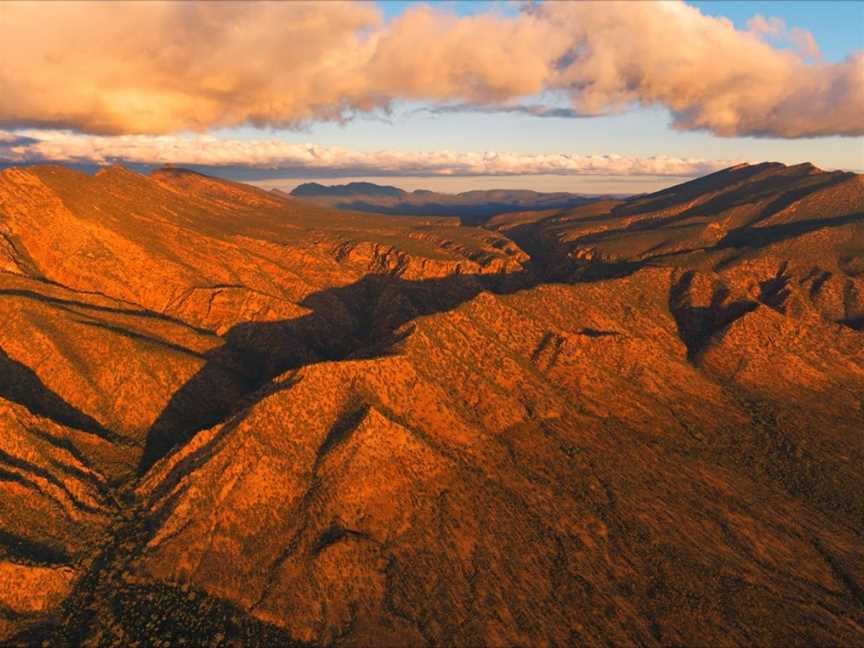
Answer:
[0,163,862,646]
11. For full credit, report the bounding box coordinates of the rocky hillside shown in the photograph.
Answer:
[0,163,862,646]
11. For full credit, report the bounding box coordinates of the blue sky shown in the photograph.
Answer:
[692,1,862,63]
[235,1,864,192]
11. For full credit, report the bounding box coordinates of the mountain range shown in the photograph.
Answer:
[0,161,862,646]
[283,181,601,225]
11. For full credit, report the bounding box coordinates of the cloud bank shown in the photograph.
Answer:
[0,129,735,178]
[0,1,860,138]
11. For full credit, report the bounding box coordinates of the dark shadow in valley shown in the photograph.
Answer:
[715,212,864,250]
[840,316,864,331]
[138,269,537,474]
[668,271,758,363]
[0,528,71,566]
[0,345,122,443]
[0,286,216,336]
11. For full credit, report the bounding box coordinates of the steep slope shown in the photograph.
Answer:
[0,166,527,330]
[495,162,864,326]
[0,270,256,638]
[0,163,862,646]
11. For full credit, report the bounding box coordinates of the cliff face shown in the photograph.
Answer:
[0,163,862,646]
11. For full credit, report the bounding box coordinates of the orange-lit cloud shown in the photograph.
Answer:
[0,129,736,177]
[747,14,821,60]
[0,1,859,138]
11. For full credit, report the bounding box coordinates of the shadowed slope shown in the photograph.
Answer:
[0,347,113,441]
[138,270,534,473]
[495,162,864,326]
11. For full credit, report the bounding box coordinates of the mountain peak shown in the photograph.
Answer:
[290,181,406,198]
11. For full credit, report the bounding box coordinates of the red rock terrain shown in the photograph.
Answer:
[0,162,861,646]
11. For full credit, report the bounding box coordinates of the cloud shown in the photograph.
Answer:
[0,1,859,138]
[0,129,736,178]
[0,132,38,145]
[747,14,821,59]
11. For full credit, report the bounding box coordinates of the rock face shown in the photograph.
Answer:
[0,163,862,646]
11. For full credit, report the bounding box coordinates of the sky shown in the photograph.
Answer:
[0,0,861,194]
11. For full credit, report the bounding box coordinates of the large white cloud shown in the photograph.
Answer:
[0,1,859,138]
[0,129,736,177]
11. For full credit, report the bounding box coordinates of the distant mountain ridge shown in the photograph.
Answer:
[289,181,406,198]
[284,181,601,224]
